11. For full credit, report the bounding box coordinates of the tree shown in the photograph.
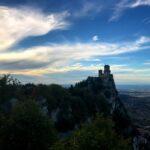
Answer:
[51,116,131,150]
[0,74,21,104]
[0,99,57,150]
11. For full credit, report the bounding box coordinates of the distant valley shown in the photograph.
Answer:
[118,87,150,129]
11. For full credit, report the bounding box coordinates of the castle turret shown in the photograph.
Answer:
[104,65,111,76]
[98,70,103,77]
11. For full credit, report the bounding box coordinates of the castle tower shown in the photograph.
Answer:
[104,65,111,76]
[98,70,103,77]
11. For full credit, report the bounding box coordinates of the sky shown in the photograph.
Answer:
[0,0,150,85]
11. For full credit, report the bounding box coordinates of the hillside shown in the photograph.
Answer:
[0,65,149,150]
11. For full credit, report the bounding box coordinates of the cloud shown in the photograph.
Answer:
[130,0,150,8]
[0,60,49,70]
[0,6,69,51]
[143,60,150,65]
[142,17,150,24]
[73,1,102,18]
[0,36,149,77]
[92,35,99,41]
[110,0,150,21]
[109,0,128,21]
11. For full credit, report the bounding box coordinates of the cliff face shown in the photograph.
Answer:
[90,73,150,150]
[83,75,132,134]
[48,72,132,136]
[69,74,150,149]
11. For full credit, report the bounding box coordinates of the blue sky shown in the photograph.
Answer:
[0,0,150,85]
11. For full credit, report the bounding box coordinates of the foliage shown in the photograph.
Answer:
[51,116,132,150]
[0,99,57,150]
[0,75,21,104]
[0,75,133,149]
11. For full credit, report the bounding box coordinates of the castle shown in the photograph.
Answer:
[98,65,111,77]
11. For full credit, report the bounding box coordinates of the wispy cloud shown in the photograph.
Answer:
[72,1,102,18]
[0,6,69,51]
[142,17,150,24]
[110,0,150,21]
[130,0,150,8]
[109,0,128,21]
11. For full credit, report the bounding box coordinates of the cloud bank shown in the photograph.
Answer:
[0,36,149,77]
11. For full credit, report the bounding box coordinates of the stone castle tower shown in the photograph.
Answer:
[98,65,111,77]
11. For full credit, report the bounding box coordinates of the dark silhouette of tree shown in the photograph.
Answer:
[0,100,57,150]
[51,116,131,150]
